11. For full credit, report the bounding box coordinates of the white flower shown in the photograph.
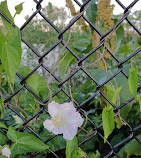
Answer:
[2,146,11,158]
[43,101,84,140]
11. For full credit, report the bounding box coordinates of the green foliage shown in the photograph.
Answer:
[0,155,6,158]
[102,107,115,143]
[49,135,66,152]
[76,149,86,158]
[88,65,133,129]
[73,39,91,52]
[128,68,138,98]
[12,115,24,128]
[15,2,24,15]
[66,136,85,158]
[41,129,66,152]
[0,27,22,83]
[0,132,8,146]
[59,52,75,79]
[7,126,49,157]
[114,116,123,129]
[0,98,4,119]
[0,0,13,31]
[137,93,141,111]
[88,150,101,158]
[117,44,131,55]
[114,26,124,54]
[106,84,123,128]
[0,1,140,157]
[0,1,22,83]
[18,66,48,97]
[115,66,133,124]
[136,36,141,46]
[115,134,141,158]
[106,84,122,107]
[0,122,7,129]
[83,0,97,26]
[66,136,78,158]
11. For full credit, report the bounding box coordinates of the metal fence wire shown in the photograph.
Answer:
[0,0,141,157]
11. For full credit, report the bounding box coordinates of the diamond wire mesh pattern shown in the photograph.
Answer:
[0,0,141,157]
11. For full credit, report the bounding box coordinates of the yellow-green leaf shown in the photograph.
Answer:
[106,84,122,107]
[137,93,141,111]
[102,107,115,143]
[66,136,78,158]
[0,28,22,83]
[128,68,138,98]
[0,98,4,119]
[114,116,123,129]
[0,1,13,32]
[59,52,75,79]
[0,122,7,129]
[15,2,24,15]
[0,1,22,83]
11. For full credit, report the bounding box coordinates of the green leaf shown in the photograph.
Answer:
[59,52,75,79]
[137,93,141,111]
[102,107,115,143]
[115,65,133,126]
[0,28,5,41]
[106,84,122,107]
[115,134,141,158]
[12,115,24,124]
[0,0,13,32]
[114,26,124,54]
[49,135,66,152]
[66,136,78,158]
[0,27,22,83]
[76,149,86,158]
[83,0,97,26]
[73,46,86,52]
[18,66,48,96]
[7,126,49,157]
[0,1,22,83]
[0,132,8,146]
[0,98,4,119]
[0,122,7,129]
[12,115,24,128]
[88,64,133,128]
[88,150,101,158]
[0,155,6,158]
[117,44,131,54]
[114,116,123,129]
[128,68,138,98]
[15,2,24,15]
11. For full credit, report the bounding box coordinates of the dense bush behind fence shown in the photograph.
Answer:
[0,0,141,157]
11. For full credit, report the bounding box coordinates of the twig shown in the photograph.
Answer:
[17,90,22,106]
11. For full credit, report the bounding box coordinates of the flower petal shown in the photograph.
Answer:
[48,101,60,118]
[2,147,11,157]
[44,101,84,140]
[43,119,55,132]
[43,119,64,135]
[63,127,77,140]
[60,102,76,114]
[70,111,84,127]
[52,128,64,135]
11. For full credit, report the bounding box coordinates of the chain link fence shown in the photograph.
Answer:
[0,0,141,157]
